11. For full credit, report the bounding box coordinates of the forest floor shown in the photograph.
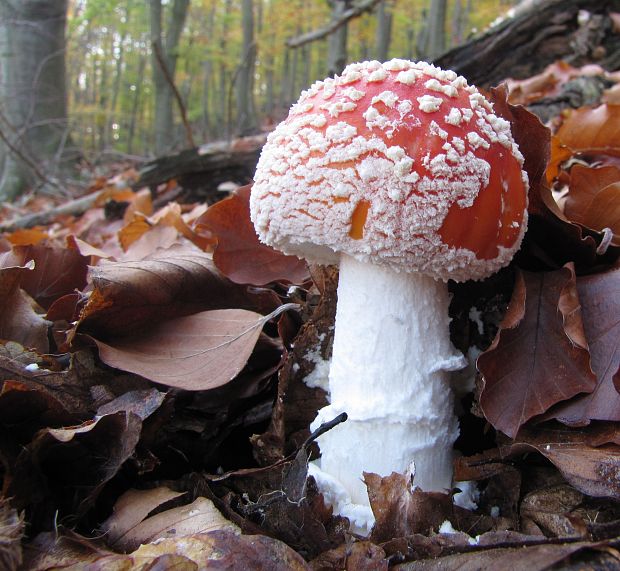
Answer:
[0,61,619,570]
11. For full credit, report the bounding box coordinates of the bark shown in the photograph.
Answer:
[0,0,75,201]
[149,0,190,156]
[217,0,232,137]
[136,135,267,201]
[375,0,393,61]
[436,0,620,87]
[127,54,147,155]
[424,0,447,59]
[236,0,258,136]
[327,0,349,77]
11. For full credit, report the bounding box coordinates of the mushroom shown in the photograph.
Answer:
[250,59,528,533]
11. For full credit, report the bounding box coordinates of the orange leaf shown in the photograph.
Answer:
[196,185,309,285]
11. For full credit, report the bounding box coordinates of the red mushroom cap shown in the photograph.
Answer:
[250,59,528,281]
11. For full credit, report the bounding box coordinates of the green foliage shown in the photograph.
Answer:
[67,0,516,157]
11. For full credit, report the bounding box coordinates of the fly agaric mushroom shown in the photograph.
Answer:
[250,59,528,532]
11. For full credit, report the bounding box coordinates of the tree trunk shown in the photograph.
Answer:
[425,0,447,60]
[217,0,232,138]
[127,53,147,155]
[149,0,190,156]
[327,0,349,77]
[0,0,74,201]
[236,0,258,136]
[375,0,392,61]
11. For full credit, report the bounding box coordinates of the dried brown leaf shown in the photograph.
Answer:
[196,185,309,285]
[23,529,311,570]
[77,243,281,339]
[0,259,50,353]
[2,244,88,309]
[8,411,142,527]
[395,538,620,570]
[549,265,620,425]
[102,487,186,546]
[556,103,620,157]
[478,266,597,437]
[107,495,238,553]
[93,305,291,390]
[132,531,311,570]
[564,165,620,244]
[366,472,494,544]
[458,425,620,499]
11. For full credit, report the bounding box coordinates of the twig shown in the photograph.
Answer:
[286,0,382,48]
[152,40,195,148]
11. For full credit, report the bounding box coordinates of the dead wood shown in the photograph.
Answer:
[436,0,620,87]
[135,134,267,200]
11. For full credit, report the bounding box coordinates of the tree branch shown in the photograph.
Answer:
[286,0,382,48]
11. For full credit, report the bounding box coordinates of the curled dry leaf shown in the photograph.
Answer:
[478,266,597,438]
[93,305,292,391]
[365,472,494,544]
[489,85,550,200]
[7,411,142,527]
[556,103,620,157]
[195,184,309,286]
[0,258,50,354]
[548,265,620,425]
[102,487,186,547]
[458,425,620,500]
[564,165,620,245]
[2,244,88,309]
[105,494,238,553]
[547,103,620,188]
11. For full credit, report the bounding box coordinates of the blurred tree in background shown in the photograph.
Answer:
[0,0,517,200]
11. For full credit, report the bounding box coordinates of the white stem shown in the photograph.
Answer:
[312,254,466,510]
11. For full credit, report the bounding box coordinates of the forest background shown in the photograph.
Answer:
[0,0,517,203]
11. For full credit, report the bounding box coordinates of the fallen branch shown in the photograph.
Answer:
[436,0,620,87]
[286,0,382,48]
[0,190,104,232]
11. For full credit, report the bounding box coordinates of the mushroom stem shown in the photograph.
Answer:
[312,254,466,514]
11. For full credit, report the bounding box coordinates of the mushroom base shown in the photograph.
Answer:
[311,254,466,526]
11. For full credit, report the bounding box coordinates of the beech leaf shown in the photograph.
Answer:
[195,185,309,286]
[555,103,620,157]
[565,165,620,244]
[3,244,88,309]
[78,243,281,338]
[548,265,620,425]
[457,425,620,499]
[478,266,597,438]
[93,304,295,390]
[0,260,50,353]
[105,494,237,552]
